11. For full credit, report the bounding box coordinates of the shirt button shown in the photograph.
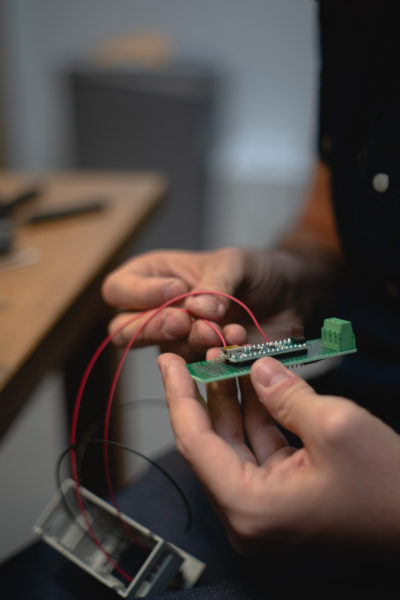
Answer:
[321,136,332,153]
[372,172,389,192]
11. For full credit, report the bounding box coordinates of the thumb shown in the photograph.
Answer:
[185,249,246,320]
[251,357,322,444]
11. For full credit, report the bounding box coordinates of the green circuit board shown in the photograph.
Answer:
[186,318,357,383]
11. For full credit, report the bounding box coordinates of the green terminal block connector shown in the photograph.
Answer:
[321,318,356,352]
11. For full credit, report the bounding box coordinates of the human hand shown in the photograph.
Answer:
[102,248,293,358]
[158,351,400,555]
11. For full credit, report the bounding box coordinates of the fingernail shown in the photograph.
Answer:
[157,355,169,375]
[161,310,188,339]
[164,280,187,301]
[190,295,224,317]
[253,359,290,388]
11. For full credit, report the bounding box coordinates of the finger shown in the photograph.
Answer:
[103,267,189,310]
[184,248,246,320]
[159,323,248,369]
[187,321,247,352]
[262,445,298,473]
[158,353,212,431]
[205,348,256,464]
[222,324,248,346]
[158,353,251,503]
[108,308,191,347]
[251,357,323,444]
[188,320,227,351]
[240,375,288,465]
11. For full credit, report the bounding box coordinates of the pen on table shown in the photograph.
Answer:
[0,186,43,253]
[0,186,43,218]
[24,198,106,225]
[0,197,106,255]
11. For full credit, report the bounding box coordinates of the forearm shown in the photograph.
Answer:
[270,161,344,328]
[268,246,343,331]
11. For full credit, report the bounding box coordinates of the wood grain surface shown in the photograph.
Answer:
[0,171,166,439]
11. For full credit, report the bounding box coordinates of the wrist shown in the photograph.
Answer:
[268,244,344,330]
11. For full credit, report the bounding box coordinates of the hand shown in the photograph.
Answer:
[102,248,294,358]
[158,352,400,555]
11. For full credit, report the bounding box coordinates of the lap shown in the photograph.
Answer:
[1,448,399,599]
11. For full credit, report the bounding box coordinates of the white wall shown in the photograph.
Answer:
[0,0,318,562]
[0,374,67,561]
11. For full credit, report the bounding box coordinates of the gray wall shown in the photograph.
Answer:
[0,0,318,562]
[1,0,317,176]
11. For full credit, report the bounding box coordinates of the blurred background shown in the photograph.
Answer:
[0,0,317,561]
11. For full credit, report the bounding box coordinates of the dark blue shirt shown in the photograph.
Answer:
[317,0,400,425]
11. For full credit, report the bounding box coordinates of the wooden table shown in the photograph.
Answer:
[0,171,166,490]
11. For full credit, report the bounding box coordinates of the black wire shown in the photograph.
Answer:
[59,398,169,526]
[71,397,176,529]
[56,437,192,533]
[55,444,82,527]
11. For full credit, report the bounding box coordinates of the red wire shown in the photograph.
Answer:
[69,313,149,583]
[70,289,269,582]
[102,290,268,515]
[200,319,227,347]
[102,290,269,442]
[174,307,228,347]
[68,310,220,583]
[70,325,138,582]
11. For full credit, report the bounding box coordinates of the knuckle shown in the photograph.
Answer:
[227,511,260,541]
[215,246,239,258]
[212,247,244,270]
[187,327,205,351]
[108,315,128,339]
[225,504,279,552]
[223,471,276,543]
[317,398,362,447]
[272,378,311,423]
[101,272,116,300]
[175,437,191,462]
